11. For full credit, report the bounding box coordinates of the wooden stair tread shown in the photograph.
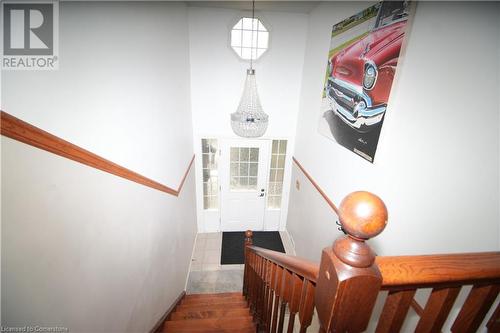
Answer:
[178,301,248,309]
[163,317,254,331]
[185,292,243,299]
[181,298,246,306]
[164,328,255,333]
[162,292,255,332]
[182,295,244,302]
[170,308,251,320]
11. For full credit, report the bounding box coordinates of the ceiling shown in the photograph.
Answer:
[186,1,321,14]
[59,0,321,14]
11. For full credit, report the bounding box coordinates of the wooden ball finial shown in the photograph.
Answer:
[245,230,253,238]
[338,191,388,240]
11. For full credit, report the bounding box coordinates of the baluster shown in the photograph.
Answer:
[263,259,273,331]
[451,284,499,333]
[261,258,269,330]
[487,302,500,332]
[256,253,264,326]
[298,279,315,333]
[271,266,284,333]
[286,273,304,333]
[278,269,293,333]
[315,191,388,333]
[258,255,267,330]
[250,251,257,314]
[243,230,253,298]
[414,287,461,333]
[375,289,416,333]
[266,262,277,332]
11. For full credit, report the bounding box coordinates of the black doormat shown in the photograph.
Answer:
[221,231,285,265]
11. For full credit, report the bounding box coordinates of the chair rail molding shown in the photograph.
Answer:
[1,110,194,196]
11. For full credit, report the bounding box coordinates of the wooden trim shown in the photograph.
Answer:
[1,110,194,196]
[292,157,339,214]
[150,290,185,333]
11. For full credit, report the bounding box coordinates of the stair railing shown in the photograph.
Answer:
[375,252,500,332]
[243,191,500,333]
[243,230,318,332]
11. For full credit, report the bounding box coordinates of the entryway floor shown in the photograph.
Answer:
[186,231,295,294]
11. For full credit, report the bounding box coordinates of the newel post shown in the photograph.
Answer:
[315,191,388,333]
[243,230,253,297]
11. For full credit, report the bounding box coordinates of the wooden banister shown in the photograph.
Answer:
[244,230,319,332]
[243,191,389,333]
[247,245,319,283]
[377,252,500,289]
[242,188,500,332]
[376,252,500,332]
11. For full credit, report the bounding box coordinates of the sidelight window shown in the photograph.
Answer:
[202,139,219,210]
[268,140,287,209]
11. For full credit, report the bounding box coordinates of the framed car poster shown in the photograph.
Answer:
[318,1,414,162]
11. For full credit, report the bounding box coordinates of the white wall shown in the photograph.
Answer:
[1,137,197,332]
[2,1,193,188]
[188,7,308,232]
[498,3,500,250]
[288,1,500,260]
[1,2,197,331]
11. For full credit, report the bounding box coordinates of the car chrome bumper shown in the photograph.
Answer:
[326,77,386,130]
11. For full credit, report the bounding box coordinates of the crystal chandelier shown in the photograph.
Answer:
[230,0,269,138]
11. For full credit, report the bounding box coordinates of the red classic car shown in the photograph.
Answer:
[326,1,409,132]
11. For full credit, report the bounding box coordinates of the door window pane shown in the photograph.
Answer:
[267,140,287,209]
[230,147,259,190]
[240,148,250,162]
[202,139,219,210]
[250,148,259,162]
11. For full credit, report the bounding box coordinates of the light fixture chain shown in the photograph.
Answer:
[250,0,255,70]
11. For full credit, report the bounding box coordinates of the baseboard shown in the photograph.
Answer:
[184,232,198,291]
[150,290,186,333]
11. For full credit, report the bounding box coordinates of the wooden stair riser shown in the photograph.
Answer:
[182,295,245,302]
[181,298,246,306]
[176,302,249,310]
[164,328,255,333]
[163,317,254,330]
[170,308,251,320]
[184,292,242,300]
[175,305,249,313]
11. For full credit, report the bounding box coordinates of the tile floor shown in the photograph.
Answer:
[186,231,295,294]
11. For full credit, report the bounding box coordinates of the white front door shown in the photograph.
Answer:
[220,139,270,231]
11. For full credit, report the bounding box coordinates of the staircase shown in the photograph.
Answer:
[162,292,256,332]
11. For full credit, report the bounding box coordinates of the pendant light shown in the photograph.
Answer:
[230,0,269,138]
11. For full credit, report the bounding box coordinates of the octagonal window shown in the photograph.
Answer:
[231,17,269,61]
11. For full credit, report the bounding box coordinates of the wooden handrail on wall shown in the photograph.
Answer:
[0,111,194,196]
[242,191,500,333]
[292,157,339,214]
